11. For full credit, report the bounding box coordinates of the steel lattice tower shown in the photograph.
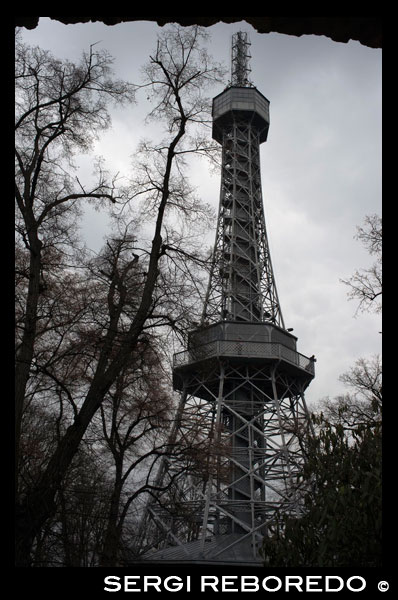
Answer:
[137,32,315,566]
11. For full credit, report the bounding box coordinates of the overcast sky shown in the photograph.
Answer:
[19,18,382,407]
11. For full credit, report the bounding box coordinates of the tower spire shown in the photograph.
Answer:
[231,31,252,87]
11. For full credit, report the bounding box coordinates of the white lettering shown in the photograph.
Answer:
[325,576,344,592]
[347,577,366,592]
[262,576,282,592]
[104,576,121,592]
[143,576,161,592]
[164,576,185,592]
[285,576,303,592]
[201,576,219,592]
[124,576,140,592]
[105,574,367,593]
[222,576,238,592]
[306,576,322,592]
[241,576,259,592]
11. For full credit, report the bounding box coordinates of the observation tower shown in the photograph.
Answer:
[137,32,315,566]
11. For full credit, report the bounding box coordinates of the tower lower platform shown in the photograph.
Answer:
[173,320,314,394]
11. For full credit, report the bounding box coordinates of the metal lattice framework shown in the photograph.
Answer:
[135,33,315,566]
[202,115,284,327]
[231,31,252,87]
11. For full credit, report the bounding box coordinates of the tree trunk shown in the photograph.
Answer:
[15,233,42,490]
[99,479,123,567]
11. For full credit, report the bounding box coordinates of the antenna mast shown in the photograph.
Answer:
[231,31,252,87]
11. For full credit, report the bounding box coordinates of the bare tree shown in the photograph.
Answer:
[97,348,172,567]
[15,25,225,566]
[341,214,382,314]
[320,354,382,432]
[15,29,135,481]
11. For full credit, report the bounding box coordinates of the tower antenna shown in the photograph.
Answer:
[231,31,252,87]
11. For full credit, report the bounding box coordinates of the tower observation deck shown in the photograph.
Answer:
[136,32,315,566]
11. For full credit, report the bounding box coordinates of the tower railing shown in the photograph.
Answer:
[173,339,315,376]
